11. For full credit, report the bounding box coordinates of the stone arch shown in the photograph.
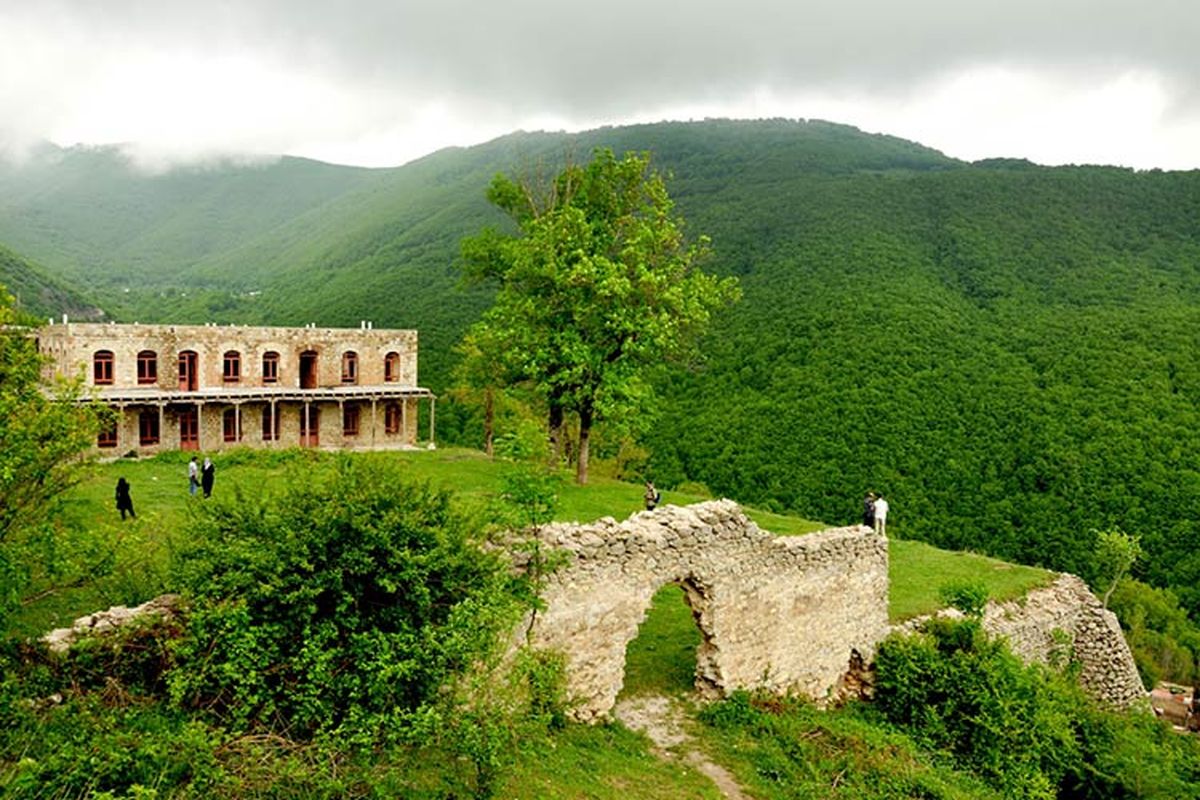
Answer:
[527,500,889,721]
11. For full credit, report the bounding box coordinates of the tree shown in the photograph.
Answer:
[0,285,105,624]
[1092,528,1143,609]
[462,148,740,483]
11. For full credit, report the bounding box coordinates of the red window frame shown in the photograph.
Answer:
[138,410,160,445]
[384,352,400,383]
[93,350,114,385]
[384,402,402,435]
[341,351,358,384]
[97,417,118,448]
[343,404,360,436]
[223,351,241,383]
[261,405,279,441]
[137,350,157,385]
[262,351,279,384]
[222,408,241,442]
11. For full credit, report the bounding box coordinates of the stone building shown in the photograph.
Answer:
[37,321,435,455]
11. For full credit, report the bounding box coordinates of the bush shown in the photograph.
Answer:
[875,616,1200,799]
[167,456,528,743]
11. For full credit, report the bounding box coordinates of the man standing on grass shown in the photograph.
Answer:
[874,494,889,536]
[188,455,199,496]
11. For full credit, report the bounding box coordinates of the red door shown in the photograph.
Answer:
[300,351,318,389]
[178,351,198,391]
[300,405,319,447]
[179,407,199,450]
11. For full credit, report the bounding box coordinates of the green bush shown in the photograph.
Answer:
[874,616,1200,799]
[167,456,528,743]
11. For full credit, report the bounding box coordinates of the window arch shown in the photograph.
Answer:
[93,350,114,385]
[384,351,400,383]
[137,350,157,385]
[261,351,279,384]
[223,350,241,382]
[341,351,359,384]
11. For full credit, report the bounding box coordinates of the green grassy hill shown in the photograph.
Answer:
[0,243,103,320]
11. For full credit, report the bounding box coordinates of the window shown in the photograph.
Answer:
[262,351,279,384]
[385,402,402,435]
[137,350,157,385]
[178,351,198,391]
[223,351,241,383]
[261,405,279,441]
[138,410,160,445]
[223,408,242,442]
[341,351,358,384]
[97,415,118,448]
[343,404,360,436]
[384,351,400,383]
[93,350,114,385]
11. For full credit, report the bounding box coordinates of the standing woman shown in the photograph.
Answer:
[201,456,215,499]
[115,477,135,520]
[863,492,876,529]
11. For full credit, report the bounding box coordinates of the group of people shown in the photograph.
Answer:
[188,455,216,498]
[863,491,889,535]
[113,455,217,520]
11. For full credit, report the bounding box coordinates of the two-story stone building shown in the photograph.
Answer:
[37,321,435,455]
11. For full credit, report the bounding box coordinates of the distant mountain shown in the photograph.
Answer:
[5,120,1200,612]
[0,243,104,321]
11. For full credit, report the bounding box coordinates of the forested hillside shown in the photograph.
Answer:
[4,120,1200,615]
[0,244,102,320]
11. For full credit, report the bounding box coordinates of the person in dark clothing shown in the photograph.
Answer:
[863,492,876,528]
[644,481,662,511]
[115,477,135,520]
[201,456,215,498]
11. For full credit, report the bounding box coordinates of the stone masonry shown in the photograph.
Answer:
[525,500,891,721]
[36,321,435,454]
[981,574,1146,709]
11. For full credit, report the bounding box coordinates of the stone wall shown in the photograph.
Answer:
[981,574,1146,708]
[526,500,890,721]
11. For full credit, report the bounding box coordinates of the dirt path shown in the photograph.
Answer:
[614,694,751,800]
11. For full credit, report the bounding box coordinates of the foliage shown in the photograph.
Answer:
[0,286,108,628]
[938,580,989,618]
[461,147,740,483]
[167,456,529,743]
[699,692,1005,799]
[874,616,1200,798]
[1108,578,1200,686]
[1090,527,1143,608]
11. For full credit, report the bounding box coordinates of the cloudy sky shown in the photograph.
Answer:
[2,0,1197,170]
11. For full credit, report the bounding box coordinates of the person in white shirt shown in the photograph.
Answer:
[873,495,889,536]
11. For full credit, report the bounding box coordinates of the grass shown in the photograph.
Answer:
[18,446,1049,638]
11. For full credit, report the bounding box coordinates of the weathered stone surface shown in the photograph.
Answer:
[525,501,890,721]
[891,574,1146,710]
[42,593,181,653]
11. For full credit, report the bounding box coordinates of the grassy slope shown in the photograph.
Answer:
[21,447,1048,639]
[11,447,1061,798]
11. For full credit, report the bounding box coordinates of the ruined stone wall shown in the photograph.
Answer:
[981,574,1146,708]
[526,500,889,721]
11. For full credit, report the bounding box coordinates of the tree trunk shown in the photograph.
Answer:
[547,399,564,467]
[576,404,592,485]
[483,386,494,458]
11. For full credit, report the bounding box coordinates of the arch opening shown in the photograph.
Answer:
[618,578,720,700]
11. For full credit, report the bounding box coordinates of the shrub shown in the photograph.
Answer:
[167,456,528,743]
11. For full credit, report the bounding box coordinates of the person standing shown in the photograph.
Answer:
[188,455,199,496]
[115,477,135,520]
[644,481,661,511]
[201,456,215,499]
[863,492,876,529]
[874,494,889,536]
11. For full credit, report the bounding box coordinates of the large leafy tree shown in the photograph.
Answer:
[0,285,104,622]
[462,148,740,483]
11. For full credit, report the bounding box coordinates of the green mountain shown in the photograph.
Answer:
[4,120,1200,614]
[0,243,103,321]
